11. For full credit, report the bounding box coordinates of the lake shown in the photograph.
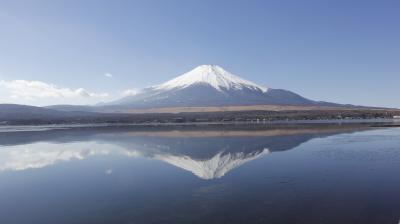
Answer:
[0,124,399,224]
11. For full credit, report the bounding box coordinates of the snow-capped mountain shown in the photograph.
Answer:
[108,65,330,108]
[153,65,268,93]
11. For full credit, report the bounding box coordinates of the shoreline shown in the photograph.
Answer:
[0,118,399,132]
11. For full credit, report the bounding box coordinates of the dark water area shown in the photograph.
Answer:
[0,124,399,224]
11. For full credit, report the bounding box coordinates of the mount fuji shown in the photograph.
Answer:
[106,65,336,109]
[2,66,396,123]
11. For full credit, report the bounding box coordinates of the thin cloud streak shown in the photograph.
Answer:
[121,89,139,97]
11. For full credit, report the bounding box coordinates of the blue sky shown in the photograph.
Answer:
[0,0,399,107]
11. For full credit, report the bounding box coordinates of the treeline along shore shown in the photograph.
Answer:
[1,108,400,125]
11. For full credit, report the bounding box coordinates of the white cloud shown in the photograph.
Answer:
[122,89,139,97]
[0,80,110,106]
[105,73,113,78]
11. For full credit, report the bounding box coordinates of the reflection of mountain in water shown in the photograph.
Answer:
[0,126,371,179]
[100,134,322,179]
[154,149,270,179]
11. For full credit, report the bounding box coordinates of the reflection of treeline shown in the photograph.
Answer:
[3,109,400,125]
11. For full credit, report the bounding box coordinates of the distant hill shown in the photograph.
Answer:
[45,104,95,112]
[0,104,95,121]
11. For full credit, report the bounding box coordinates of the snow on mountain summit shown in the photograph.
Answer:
[154,65,268,92]
[106,64,321,107]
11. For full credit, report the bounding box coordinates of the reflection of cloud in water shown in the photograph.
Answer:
[0,142,139,171]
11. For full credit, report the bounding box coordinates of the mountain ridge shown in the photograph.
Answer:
[106,65,340,108]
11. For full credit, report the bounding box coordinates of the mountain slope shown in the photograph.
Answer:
[107,65,333,108]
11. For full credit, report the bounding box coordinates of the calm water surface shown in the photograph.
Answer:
[0,125,399,224]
